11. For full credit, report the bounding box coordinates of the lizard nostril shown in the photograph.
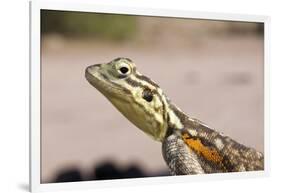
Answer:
[86,64,101,73]
[93,63,101,68]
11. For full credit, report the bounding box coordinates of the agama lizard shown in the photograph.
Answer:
[85,58,264,175]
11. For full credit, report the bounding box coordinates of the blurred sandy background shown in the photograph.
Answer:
[41,10,264,183]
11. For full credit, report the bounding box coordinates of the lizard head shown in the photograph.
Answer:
[85,57,179,141]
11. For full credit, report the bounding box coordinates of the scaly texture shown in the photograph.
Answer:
[85,58,264,175]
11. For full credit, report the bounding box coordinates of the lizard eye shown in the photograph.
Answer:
[142,88,153,102]
[119,67,129,74]
[117,66,131,78]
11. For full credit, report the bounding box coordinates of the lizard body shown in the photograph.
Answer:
[85,58,264,175]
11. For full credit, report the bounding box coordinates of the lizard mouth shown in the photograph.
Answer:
[85,64,128,99]
[85,64,100,84]
[85,64,103,89]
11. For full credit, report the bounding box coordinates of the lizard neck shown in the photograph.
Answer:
[166,102,218,139]
[166,103,186,131]
[165,103,264,173]
[167,102,228,165]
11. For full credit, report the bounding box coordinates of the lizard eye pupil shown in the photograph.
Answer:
[119,67,129,74]
[142,89,153,102]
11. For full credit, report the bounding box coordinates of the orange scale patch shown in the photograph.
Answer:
[182,133,223,163]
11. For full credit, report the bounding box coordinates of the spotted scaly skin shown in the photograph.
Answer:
[85,58,264,175]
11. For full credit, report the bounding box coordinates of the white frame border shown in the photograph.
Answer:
[30,0,270,192]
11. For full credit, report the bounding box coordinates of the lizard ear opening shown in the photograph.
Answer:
[142,88,153,102]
